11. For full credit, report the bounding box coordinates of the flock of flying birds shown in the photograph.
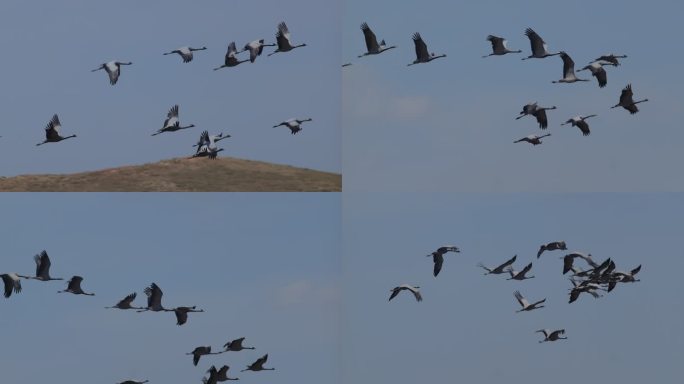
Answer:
[345,23,649,146]
[19,20,312,162]
[1,251,275,383]
[389,241,642,343]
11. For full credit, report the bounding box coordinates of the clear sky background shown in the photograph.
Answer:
[343,0,684,192]
[342,193,683,383]
[0,0,340,176]
[0,194,340,383]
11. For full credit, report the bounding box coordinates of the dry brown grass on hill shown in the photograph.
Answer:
[0,157,341,192]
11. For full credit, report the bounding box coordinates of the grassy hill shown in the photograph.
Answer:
[0,157,341,192]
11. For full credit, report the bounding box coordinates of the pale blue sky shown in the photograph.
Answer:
[342,193,683,383]
[0,0,340,176]
[0,194,340,383]
[343,0,684,192]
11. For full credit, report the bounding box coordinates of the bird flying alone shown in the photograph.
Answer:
[536,329,567,343]
[273,118,312,135]
[611,84,648,114]
[358,22,396,58]
[36,114,76,146]
[163,46,207,63]
[483,35,521,57]
[426,245,460,277]
[91,61,132,85]
[561,115,597,136]
[152,104,195,136]
[408,32,446,66]
[514,133,551,146]
[389,284,422,302]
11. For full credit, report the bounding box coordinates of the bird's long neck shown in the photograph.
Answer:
[633,99,648,105]
[180,124,195,129]
[63,135,76,140]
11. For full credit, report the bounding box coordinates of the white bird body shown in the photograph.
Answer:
[92,60,132,85]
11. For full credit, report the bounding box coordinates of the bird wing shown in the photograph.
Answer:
[563,255,575,274]
[486,35,503,51]
[560,52,575,77]
[514,290,528,307]
[498,255,517,271]
[2,275,14,298]
[524,28,545,54]
[433,253,443,277]
[594,66,607,87]
[67,275,83,290]
[619,84,634,105]
[167,105,179,119]
[412,289,423,302]
[118,292,137,307]
[630,265,642,276]
[276,22,291,48]
[388,288,400,301]
[412,32,428,60]
[576,120,590,136]
[537,245,546,258]
[360,22,379,51]
[536,329,550,338]
[175,309,188,325]
[533,109,549,129]
[569,288,580,303]
[520,262,533,276]
[45,114,61,140]
[35,250,50,277]
[550,329,565,338]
